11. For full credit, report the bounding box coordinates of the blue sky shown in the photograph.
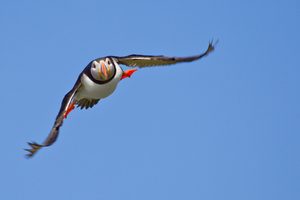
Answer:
[0,0,299,199]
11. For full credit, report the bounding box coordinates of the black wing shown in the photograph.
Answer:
[115,41,216,68]
[25,78,82,158]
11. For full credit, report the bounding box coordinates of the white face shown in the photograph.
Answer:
[90,58,115,81]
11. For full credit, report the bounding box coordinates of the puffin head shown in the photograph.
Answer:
[90,58,115,81]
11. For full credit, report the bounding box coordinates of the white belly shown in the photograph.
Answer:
[77,64,122,100]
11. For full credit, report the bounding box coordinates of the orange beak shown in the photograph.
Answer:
[99,63,108,79]
[98,63,108,79]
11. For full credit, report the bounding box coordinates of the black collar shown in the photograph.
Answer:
[83,58,117,85]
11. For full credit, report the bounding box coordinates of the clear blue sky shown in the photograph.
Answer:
[1,0,299,199]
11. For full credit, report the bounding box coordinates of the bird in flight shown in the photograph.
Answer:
[25,41,216,157]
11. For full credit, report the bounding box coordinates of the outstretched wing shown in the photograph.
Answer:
[115,41,216,68]
[25,78,82,158]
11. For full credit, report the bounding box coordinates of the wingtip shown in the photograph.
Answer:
[207,39,219,53]
[25,142,43,158]
[24,152,33,159]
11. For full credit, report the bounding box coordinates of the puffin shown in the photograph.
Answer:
[25,41,216,157]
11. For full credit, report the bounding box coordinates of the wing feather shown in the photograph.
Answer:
[25,78,82,158]
[115,41,216,68]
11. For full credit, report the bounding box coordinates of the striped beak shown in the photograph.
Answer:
[98,63,108,79]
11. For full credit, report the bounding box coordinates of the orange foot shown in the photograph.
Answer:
[121,69,137,80]
[64,102,75,119]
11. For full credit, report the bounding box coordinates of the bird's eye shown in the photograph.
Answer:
[107,60,111,65]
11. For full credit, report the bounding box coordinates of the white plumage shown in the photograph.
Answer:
[77,61,123,100]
